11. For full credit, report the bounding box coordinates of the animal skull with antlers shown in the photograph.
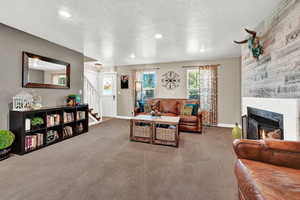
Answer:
[234,29,264,60]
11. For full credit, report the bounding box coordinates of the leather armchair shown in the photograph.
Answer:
[233,139,300,200]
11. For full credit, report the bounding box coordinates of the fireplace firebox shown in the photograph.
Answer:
[243,107,284,140]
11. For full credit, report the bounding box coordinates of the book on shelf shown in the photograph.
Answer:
[64,112,74,123]
[63,126,73,138]
[25,133,44,152]
[77,123,84,134]
[47,114,61,127]
[25,118,31,131]
[76,111,86,120]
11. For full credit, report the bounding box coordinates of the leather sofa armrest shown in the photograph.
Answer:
[197,111,202,117]
[134,107,140,116]
[233,139,300,169]
[197,111,203,132]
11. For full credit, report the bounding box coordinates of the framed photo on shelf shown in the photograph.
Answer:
[120,75,129,89]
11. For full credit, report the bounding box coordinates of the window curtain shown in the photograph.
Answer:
[132,70,146,115]
[199,65,218,126]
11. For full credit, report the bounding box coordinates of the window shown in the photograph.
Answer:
[187,69,200,99]
[52,74,67,86]
[140,71,156,101]
[103,76,113,95]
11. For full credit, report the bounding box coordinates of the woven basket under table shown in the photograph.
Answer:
[133,123,152,138]
[155,127,176,141]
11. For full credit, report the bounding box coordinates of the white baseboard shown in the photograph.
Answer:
[115,115,131,120]
[217,123,235,128]
[89,120,102,126]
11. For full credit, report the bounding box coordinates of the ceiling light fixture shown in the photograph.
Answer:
[199,46,206,53]
[154,33,163,39]
[130,54,136,59]
[59,9,72,19]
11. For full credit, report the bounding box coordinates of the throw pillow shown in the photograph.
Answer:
[186,104,199,116]
[149,100,160,112]
[138,101,145,112]
[159,100,178,114]
[180,106,193,116]
[144,103,152,113]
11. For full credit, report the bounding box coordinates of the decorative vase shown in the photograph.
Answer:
[232,123,242,139]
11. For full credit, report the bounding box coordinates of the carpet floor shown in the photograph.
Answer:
[0,119,237,200]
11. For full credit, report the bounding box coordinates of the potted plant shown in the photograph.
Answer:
[0,130,15,161]
[31,117,44,129]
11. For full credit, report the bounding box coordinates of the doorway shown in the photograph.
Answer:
[100,72,117,117]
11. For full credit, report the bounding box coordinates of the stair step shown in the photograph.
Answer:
[89,112,101,121]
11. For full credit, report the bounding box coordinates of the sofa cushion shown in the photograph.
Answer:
[160,100,178,114]
[160,113,178,117]
[236,159,300,200]
[137,112,177,117]
[180,115,197,123]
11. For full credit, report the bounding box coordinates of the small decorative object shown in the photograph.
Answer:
[46,130,59,144]
[67,94,81,106]
[151,110,161,117]
[32,95,42,109]
[31,117,44,129]
[120,75,129,89]
[12,91,33,111]
[232,123,242,139]
[161,71,180,89]
[0,130,15,161]
[234,28,264,60]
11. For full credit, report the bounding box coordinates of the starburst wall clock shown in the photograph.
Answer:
[161,71,180,89]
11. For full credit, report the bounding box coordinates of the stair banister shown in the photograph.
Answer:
[83,75,102,123]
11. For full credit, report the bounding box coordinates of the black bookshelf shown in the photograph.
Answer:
[9,104,89,155]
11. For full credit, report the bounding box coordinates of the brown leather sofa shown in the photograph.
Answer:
[233,139,300,200]
[134,98,202,133]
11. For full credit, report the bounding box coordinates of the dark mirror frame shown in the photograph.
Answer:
[22,51,71,89]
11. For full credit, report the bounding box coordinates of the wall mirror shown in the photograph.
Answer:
[22,52,70,89]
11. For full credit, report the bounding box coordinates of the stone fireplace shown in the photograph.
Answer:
[245,107,283,140]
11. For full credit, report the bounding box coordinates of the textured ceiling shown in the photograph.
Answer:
[0,0,281,66]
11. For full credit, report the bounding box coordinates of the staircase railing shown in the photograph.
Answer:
[83,75,102,122]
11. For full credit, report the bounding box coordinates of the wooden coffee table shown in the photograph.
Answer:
[130,115,180,147]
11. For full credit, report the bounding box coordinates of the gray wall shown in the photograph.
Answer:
[117,57,241,125]
[0,23,84,129]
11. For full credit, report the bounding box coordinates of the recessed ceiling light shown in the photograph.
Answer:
[199,46,206,53]
[59,10,72,19]
[130,54,136,59]
[154,33,163,39]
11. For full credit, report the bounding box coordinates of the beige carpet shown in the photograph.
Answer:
[0,119,237,200]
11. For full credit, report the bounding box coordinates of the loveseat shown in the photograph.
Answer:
[134,98,202,133]
[233,139,300,200]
